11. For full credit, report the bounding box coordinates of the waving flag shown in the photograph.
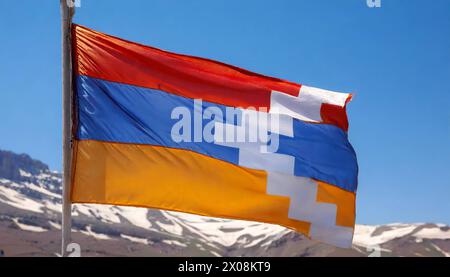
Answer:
[70,25,358,248]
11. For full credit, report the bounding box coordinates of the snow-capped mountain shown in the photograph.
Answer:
[0,149,449,257]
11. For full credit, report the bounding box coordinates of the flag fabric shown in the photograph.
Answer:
[70,24,358,248]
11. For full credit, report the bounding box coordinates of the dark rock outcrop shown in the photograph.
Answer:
[0,149,49,182]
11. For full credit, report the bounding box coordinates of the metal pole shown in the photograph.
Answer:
[60,0,75,257]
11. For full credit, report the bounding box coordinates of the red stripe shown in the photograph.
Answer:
[321,104,349,132]
[72,24,300,110]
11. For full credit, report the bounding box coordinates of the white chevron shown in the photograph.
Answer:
[267,172,354,248]
[270,86,349,123]
[213,108,354,247]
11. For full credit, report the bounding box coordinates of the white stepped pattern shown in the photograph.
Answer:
[214,108,353,247]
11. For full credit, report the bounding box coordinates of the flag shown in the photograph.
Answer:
[70,25,358,248]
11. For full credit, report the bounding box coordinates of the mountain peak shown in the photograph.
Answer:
[0,149,49,182]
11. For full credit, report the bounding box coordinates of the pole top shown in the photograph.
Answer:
[61,0,76,19]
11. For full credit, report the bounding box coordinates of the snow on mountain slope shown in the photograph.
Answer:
[0,149,449,257]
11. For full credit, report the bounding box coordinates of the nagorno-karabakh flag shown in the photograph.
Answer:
[71,25,358,248]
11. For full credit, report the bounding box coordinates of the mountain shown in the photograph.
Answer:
[0,149,449,257]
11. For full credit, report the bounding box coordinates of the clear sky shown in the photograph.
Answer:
[0,0,449,225]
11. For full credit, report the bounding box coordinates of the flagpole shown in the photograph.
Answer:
[60,0,75,257]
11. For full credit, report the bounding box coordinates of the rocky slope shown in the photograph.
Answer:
[0,149,449,257]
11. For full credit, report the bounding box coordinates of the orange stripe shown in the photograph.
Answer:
[72,140,355,236]
[316,180,356,227]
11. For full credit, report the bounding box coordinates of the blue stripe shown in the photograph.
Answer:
[76,75,358,192]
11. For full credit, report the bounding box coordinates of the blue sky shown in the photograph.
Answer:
[0,0,449,225]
